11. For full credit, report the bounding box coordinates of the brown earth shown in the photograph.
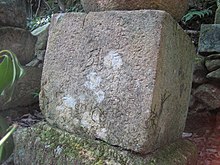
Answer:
[185,111,220,165]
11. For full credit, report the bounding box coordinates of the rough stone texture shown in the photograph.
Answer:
[215,6,220,24]
[193,56,208,85]
[0,67,42,111]
[205,54,220,72]
[0,27,37,65]
[81,0,188,21]
[198,24,220,54]
[205,59,220,72]
[189,95,210,112]
[207,68,220,81]
[36,50,46,61]
[40,11,195,153]
[31,23,50,50]
[206,53,220,60]
[26,58,41,67]
[0,0,27,28]
[193,84,220,111]
[13,122,198,165]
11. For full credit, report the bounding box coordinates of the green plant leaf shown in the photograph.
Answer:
[0,50,25,102]
[0,55,14,95]
[181,8,213,24]
[0,116,15,163]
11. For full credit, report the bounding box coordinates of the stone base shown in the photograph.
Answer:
[13,122,197,165]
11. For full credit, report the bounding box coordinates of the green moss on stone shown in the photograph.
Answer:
[13,122,197,165]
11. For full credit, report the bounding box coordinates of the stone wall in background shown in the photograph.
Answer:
[0,0,42,117]
[81,0,188,21]
[190,13,220,113]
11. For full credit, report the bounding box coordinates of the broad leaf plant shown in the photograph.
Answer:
[0,50,24,163]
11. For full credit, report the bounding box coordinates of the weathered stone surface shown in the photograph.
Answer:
[0,67,42,111]
[215,6,220,23]
[32,23,50,50]
[205,53,220,72]
[189,95,210,112]
[0,27,37,65]
[193,56,208,85]
[194,84,220,111]
[81,0,188,21]
[36,50,46,61]
[0,0,27,28]
[40,11,195,153]
[26,58,41,67]
[206,53,220,60]
[207,68,220,81]
[198,24,220,54]
[13,122,198,165]
[205,59,220,72]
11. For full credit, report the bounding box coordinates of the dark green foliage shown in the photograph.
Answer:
[182,8,213,24]
[26,0,83,31]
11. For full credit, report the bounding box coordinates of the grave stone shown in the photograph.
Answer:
[40,10,195,154]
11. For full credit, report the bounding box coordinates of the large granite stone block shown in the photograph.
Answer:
[40,10,195,154]
[198,24,220,54]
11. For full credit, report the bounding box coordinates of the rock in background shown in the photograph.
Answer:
[0,0,27,28]
[190,15,220,112]
[81,0,188,21]
[0,27,36,65]
[0,0,42,118]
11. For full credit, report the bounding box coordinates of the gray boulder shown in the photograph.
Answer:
[0,27,37,65]
[205,54,220,72]
[207,68,220,81]
[193,55,208,85]
[193,84,220,111]
[198,24,220,54]
[0,0,27,28]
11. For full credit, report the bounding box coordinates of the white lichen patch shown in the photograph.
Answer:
[72,118,80,125]
[104,50,123,70]
[80,112,92,130]
[62,95,77,108]
[91,110,100,123]
[94,90,105,103]
[84,71,105,103]
[84,72,102,90]
[79,94,86,103]
[96,128,107,139]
